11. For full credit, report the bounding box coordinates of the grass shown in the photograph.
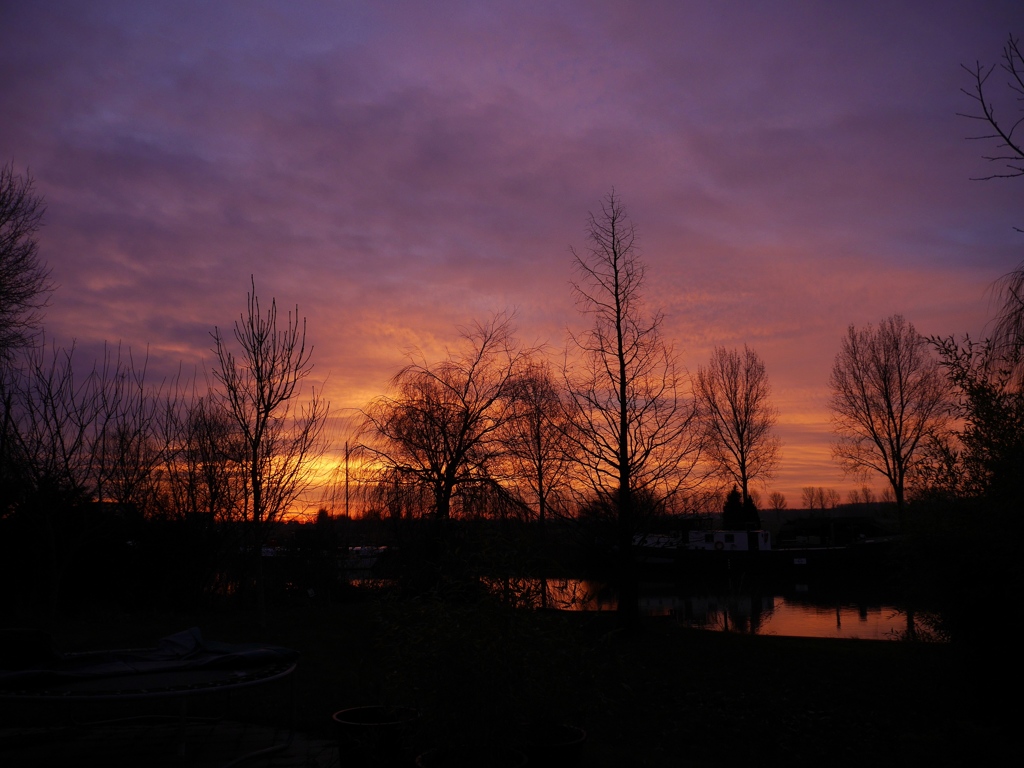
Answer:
[30,589,1009,768]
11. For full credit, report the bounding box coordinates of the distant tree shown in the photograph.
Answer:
[361,314,532,522]
[162,390,245,524]
[829,315,949,522]
[768,491,787,511]
[847,486,877,507]
[211,279,329,618]
[800,486,841,511]
[823,488,841,509]
[696,345,780,506]
[563,191,703,623]
[0,163,52,363]
[89,347,168,514]
[502,360,575,529]
[722,485,759,530]
[800,486,817,510]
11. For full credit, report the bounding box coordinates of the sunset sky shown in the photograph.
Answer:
[2,1,1021,509]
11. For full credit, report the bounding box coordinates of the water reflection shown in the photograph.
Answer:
[484,577,912,641]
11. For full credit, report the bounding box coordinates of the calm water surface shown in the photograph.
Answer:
[536,578,911,641]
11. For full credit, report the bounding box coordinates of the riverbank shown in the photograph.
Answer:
[14,596,1005,767]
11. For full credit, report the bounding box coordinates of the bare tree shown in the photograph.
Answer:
[0,163,52,362]
[0,343,103,618]
[959,34,1024,182]
[89,346,169,514]
[360,314,532,521]
[829,315,950,521]
[768,491,787,511]
[800,486,817,511]
[502,360,575,528]
[847,485,876,508]
[153,388,249,601]
[696,345,780,506]
[800,486,844,512]
[960,34,1024,379]
[162,387,245,523]
[211,278,329,614]
[564,192,702,622]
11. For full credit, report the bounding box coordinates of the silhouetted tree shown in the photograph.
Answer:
[847,486,877,508]
[361,314,533,521]
[563,191,703,623]
[960,33,1024,381]
[829,315,949,523]
[930,335,1024,507]
[162,390,245,523]
[0,343,103,619]
[152,389,249,603]
[90,347,168,514]
[768,491,787,511]
[800,486,817,511]
[502,360,575,530]
[800,486,841,512]
[960,33,1024,183]
[696,345,780,506]
[0,163,51,364]
[212,279,329,618]
[722,485,759,530]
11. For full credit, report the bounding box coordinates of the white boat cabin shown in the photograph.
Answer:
[687,530,771,552]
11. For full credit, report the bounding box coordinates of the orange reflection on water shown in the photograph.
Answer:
[530,579,913,641]
[759,598,906,640]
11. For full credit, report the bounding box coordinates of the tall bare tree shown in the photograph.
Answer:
[211,279,329,614]
[0,163,52,363]
[564,191,702,621]
[361,314,531,521]
[829,315,949,521]
[696,345,780,506]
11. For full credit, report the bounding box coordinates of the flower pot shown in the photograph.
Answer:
[415,746,529,768]
[333,705,421,768]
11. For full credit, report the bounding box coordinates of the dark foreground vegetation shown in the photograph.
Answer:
[8,594,1008,768]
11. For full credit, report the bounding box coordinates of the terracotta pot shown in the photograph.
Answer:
[333,705,421,768]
